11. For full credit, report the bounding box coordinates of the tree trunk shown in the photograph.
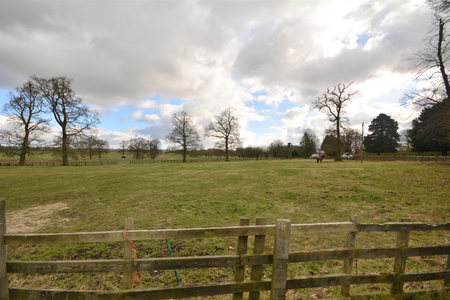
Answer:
[438,17,450,99]
[225,139,229,161]
[183,141,187,163]
[19,130,29,166]
[62,130,69,166]
[335,118,343,161]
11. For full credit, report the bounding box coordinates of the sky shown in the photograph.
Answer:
[0,0,433,149]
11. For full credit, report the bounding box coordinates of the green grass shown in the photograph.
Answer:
[1,159,449,299]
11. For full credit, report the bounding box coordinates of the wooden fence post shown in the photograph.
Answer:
[270,219,291,300]
[444,240,449,288]
[391,218,411,294]
[249,217,267,300]
[341,215,359,296]
[0,199,8,300]
[233,217,249,300]
[123,218,134,289]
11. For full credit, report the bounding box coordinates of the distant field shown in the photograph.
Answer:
[0,151,236,165]
[0,151,185,162]
[1,159,449,299]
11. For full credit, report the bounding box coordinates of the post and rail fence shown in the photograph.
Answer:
[358,155,448,163]
[0,154,448,167]
[0,199,449,299]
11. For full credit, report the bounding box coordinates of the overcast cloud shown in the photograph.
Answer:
[0,0,432,148]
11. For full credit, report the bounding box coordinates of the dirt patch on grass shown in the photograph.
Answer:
[6,203,69,233]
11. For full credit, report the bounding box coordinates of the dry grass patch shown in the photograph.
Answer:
[6,202,69,233]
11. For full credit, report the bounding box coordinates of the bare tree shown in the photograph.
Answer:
[204,107,242,161]
[128,137,148,159]
[69,131,109,159]
[52,133,84,160]
[429,0,450,12]
[0,128,43,159]
[95,138,109,159]
[402,3,450,152]
[78,134,98,159]
[314,82,357,161]
[268,139,285,158]
[1,81,49,165]
[341,127,362,154]
[32,76,99,166]
[166,111,202,162]
[119,140,129,158]
[148,139,161,160]
[403,11,450,107]
[79,134,109,159]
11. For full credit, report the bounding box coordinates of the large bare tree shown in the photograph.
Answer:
[204,107,242,161]
[1,80,49,165]
[403,3,450,154]
[403,12,450,107]
[32,76,99,166]
[166,111,202,162]
[314,82,357,161]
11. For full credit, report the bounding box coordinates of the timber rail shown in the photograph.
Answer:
[0,200,449,299]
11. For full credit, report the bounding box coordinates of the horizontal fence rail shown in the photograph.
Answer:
[1,199,449,300]
[360,155,449,163]
[5,222,450,245]
[6,245,450,274]
[7,271,450,300]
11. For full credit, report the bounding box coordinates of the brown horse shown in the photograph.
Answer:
[316,156,323,163]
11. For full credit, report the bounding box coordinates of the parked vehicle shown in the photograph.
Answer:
[309,153,320,158]
[341,152,354,159]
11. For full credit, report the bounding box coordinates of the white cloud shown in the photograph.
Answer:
[280,106,311,123]
[141,114,160,124]
[0,115,9,130]
[121,110,161,125]
[136,100,158,110]
[96,127,139,148]
[130,110,143,121]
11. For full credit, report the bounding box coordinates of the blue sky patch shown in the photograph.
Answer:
[357,32,371,47]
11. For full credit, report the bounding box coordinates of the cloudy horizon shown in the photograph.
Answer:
[0,0,432,149]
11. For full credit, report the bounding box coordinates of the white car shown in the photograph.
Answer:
[309,153,320,158]
[341,153,354,159]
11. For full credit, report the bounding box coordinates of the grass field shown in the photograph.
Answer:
[1,158,449,299]
[0,151,229,163]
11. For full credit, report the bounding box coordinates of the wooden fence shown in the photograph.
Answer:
[0,157,268,167]
[359,155,449,163]
[0,161,119,167]
[1,200,449,300]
